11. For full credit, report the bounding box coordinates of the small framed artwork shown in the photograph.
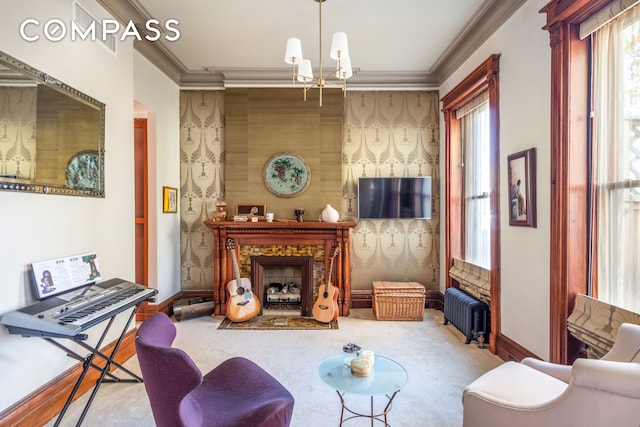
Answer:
[236,204,266,218]
[507,148,536,227]
[163,186,178,213]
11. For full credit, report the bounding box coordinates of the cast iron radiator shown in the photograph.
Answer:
[443,287,489,345]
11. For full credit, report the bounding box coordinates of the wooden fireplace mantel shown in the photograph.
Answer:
[204,220,357,316]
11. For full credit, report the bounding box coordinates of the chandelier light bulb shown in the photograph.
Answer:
[297,59,314,81]
[285,38,303,64]
[330,32,349,60]
[337,56,352,80]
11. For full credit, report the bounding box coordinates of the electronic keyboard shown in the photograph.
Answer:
[0,278,156,338]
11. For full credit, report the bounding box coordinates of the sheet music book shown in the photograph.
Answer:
[30,252,102,300]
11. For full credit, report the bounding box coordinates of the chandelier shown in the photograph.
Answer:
[284,0,352,106]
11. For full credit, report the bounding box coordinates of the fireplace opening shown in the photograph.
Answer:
[251,256,314,317]
[264,268,302,312]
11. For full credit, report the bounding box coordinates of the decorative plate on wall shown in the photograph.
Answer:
[66,151,100,189]
[264,153,310,198]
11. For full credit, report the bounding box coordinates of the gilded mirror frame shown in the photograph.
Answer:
[0,50,105,197]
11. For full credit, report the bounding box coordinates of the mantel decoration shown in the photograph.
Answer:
[284,0,353,106]
[212,200,227,221]
[507,147,537,227]
[321,204,339,222]
[236,204,266,220]
[264,153,311,198]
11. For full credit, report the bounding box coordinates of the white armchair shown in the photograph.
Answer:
[462,323,640,427]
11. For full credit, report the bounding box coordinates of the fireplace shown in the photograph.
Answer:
[250,256,313,316]
[204,221,357,317]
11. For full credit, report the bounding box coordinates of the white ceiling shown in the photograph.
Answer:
[97,0,527,88]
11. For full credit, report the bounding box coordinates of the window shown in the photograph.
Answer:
[543,0,640,364]
[442,54,500,351]
[591,6,640,313]
[460,95,491,268]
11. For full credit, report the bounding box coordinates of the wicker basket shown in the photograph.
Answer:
[372,281,425,321]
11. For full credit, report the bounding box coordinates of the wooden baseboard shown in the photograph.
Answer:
[136,290,216,321]
[425,290,444,310]
[495,331,540,361]
[0,329,139,427]
[350,290,372,308]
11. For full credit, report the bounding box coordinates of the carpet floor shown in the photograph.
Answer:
[45,308,503,427]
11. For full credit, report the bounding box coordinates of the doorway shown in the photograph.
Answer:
[134,119,148,287]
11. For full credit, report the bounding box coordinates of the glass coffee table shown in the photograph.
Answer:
[318,354,408,426]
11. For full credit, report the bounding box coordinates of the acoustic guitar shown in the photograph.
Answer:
[312,245,340,323]
[225,238,260,322]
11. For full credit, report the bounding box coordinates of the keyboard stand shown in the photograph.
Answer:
[44,304,144,427]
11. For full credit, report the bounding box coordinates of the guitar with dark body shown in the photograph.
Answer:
[225,238,260,322]
[312,245,340,323]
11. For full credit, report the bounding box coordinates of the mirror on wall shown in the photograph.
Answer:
[0,50,105,197]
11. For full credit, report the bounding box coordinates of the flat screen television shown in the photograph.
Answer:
[358,177,432,219]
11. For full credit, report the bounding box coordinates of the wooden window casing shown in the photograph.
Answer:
[442,54,501,353]
[541,0,613,364]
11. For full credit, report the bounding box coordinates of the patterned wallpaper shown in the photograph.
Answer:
[179,90,440,292]
[0,87,36,179]
[179,91,225,290]
[342,92,440,290]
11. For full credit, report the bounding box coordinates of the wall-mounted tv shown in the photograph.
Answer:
[358,177,432,220]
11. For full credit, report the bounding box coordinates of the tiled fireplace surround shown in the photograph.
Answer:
[205,221,357,317]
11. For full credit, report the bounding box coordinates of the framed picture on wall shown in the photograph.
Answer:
[163,186,178,213]
[236,204,266,219]
[507,148,536,227]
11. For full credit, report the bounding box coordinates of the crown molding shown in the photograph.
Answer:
[180,68,439,90]
[98,0,527,89]
[97,0,188,81]
[432,0,528,82]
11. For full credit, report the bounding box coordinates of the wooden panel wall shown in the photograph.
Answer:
[224,88,343,221]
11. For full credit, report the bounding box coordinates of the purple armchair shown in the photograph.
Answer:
[135,312,294,427]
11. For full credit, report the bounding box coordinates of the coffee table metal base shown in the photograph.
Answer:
[336,390,399,426]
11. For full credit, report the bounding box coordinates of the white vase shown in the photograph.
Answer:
[321,204,339,222]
